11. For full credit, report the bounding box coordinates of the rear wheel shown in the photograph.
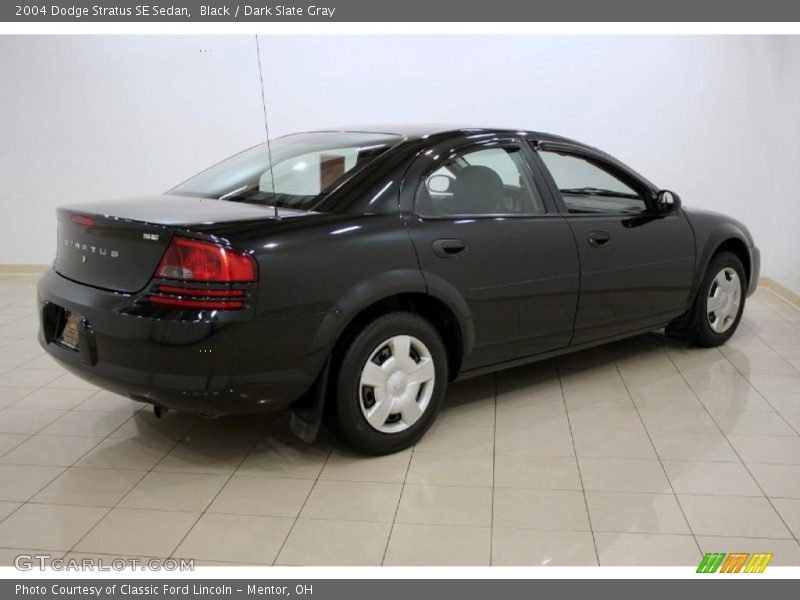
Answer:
[669,251,746,347]
[333,312,448,454]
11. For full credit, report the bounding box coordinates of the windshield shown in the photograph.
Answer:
[170,131,404,210]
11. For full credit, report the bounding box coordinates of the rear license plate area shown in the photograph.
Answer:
[56,310,81,351]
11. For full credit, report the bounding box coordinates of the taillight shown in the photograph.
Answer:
[70,214,95,227]
[156,285,245,298]
[155,237,256,283]
[150,238,255,310]
[149,284,246,310]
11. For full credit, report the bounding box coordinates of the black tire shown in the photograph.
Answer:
[670,251,746,347]
[333,312,448,455]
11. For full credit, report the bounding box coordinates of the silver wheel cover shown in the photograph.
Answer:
[358,335,436,434]
[707,267,742,334]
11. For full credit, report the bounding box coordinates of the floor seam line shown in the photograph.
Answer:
[555,358,601,566]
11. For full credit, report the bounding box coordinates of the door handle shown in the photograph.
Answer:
[432,238,467,258]
[588,231,611,248]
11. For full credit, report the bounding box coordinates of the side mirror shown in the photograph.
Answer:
[657,189,681,213]
[427,174,454,194]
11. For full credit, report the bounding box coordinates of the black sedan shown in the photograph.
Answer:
[38,126,760,454]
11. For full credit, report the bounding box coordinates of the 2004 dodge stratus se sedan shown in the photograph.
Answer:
[38,126,760,454]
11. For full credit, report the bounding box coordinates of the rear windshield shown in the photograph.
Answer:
[170,131,404,210]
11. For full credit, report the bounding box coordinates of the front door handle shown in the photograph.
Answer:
[432,238,467,258]
[588,231,611,248]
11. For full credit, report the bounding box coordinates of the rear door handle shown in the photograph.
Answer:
[588,231,611,248]
[432,238,467,258]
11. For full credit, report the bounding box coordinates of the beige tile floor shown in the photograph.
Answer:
[1,274,800,566]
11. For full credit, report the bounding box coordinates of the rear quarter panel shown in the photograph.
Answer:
[217,212,426,371]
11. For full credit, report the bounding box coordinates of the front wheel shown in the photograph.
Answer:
[677,251,746,347]
[333,312,448,455]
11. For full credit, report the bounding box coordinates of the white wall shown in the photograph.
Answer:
[1,35,798,293]
[0,36,265,264]
[768,37,800,296]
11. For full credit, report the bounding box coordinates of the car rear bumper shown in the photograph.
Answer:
[37,269,329,414]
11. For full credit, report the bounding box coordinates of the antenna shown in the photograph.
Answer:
[254,35,280,220]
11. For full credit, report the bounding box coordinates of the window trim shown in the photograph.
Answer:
[413,140,553,220]
[532,142,657,217]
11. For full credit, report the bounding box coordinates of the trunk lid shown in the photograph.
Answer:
[55,194,301,293]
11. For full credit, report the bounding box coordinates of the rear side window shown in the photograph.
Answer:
[539,151,646,214]
[416,147,544,217]
[257,147,360,196]
[171,132,403,210]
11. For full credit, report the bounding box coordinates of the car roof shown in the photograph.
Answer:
[296,124,587,147]
[323,125,658,194]
[280,125,654,191]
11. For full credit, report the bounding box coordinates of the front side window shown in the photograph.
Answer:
[538,150,646,214]
[171,132,403,210]
[416,146,544,217]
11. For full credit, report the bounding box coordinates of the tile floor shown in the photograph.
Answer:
[1,274,799,566]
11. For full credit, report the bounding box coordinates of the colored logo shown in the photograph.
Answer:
[697,552,773,573]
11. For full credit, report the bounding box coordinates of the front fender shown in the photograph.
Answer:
[684,208,757,296]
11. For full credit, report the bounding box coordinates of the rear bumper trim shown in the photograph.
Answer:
[37,269,327,415]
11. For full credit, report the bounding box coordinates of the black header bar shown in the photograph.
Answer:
[3,0,800,22]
